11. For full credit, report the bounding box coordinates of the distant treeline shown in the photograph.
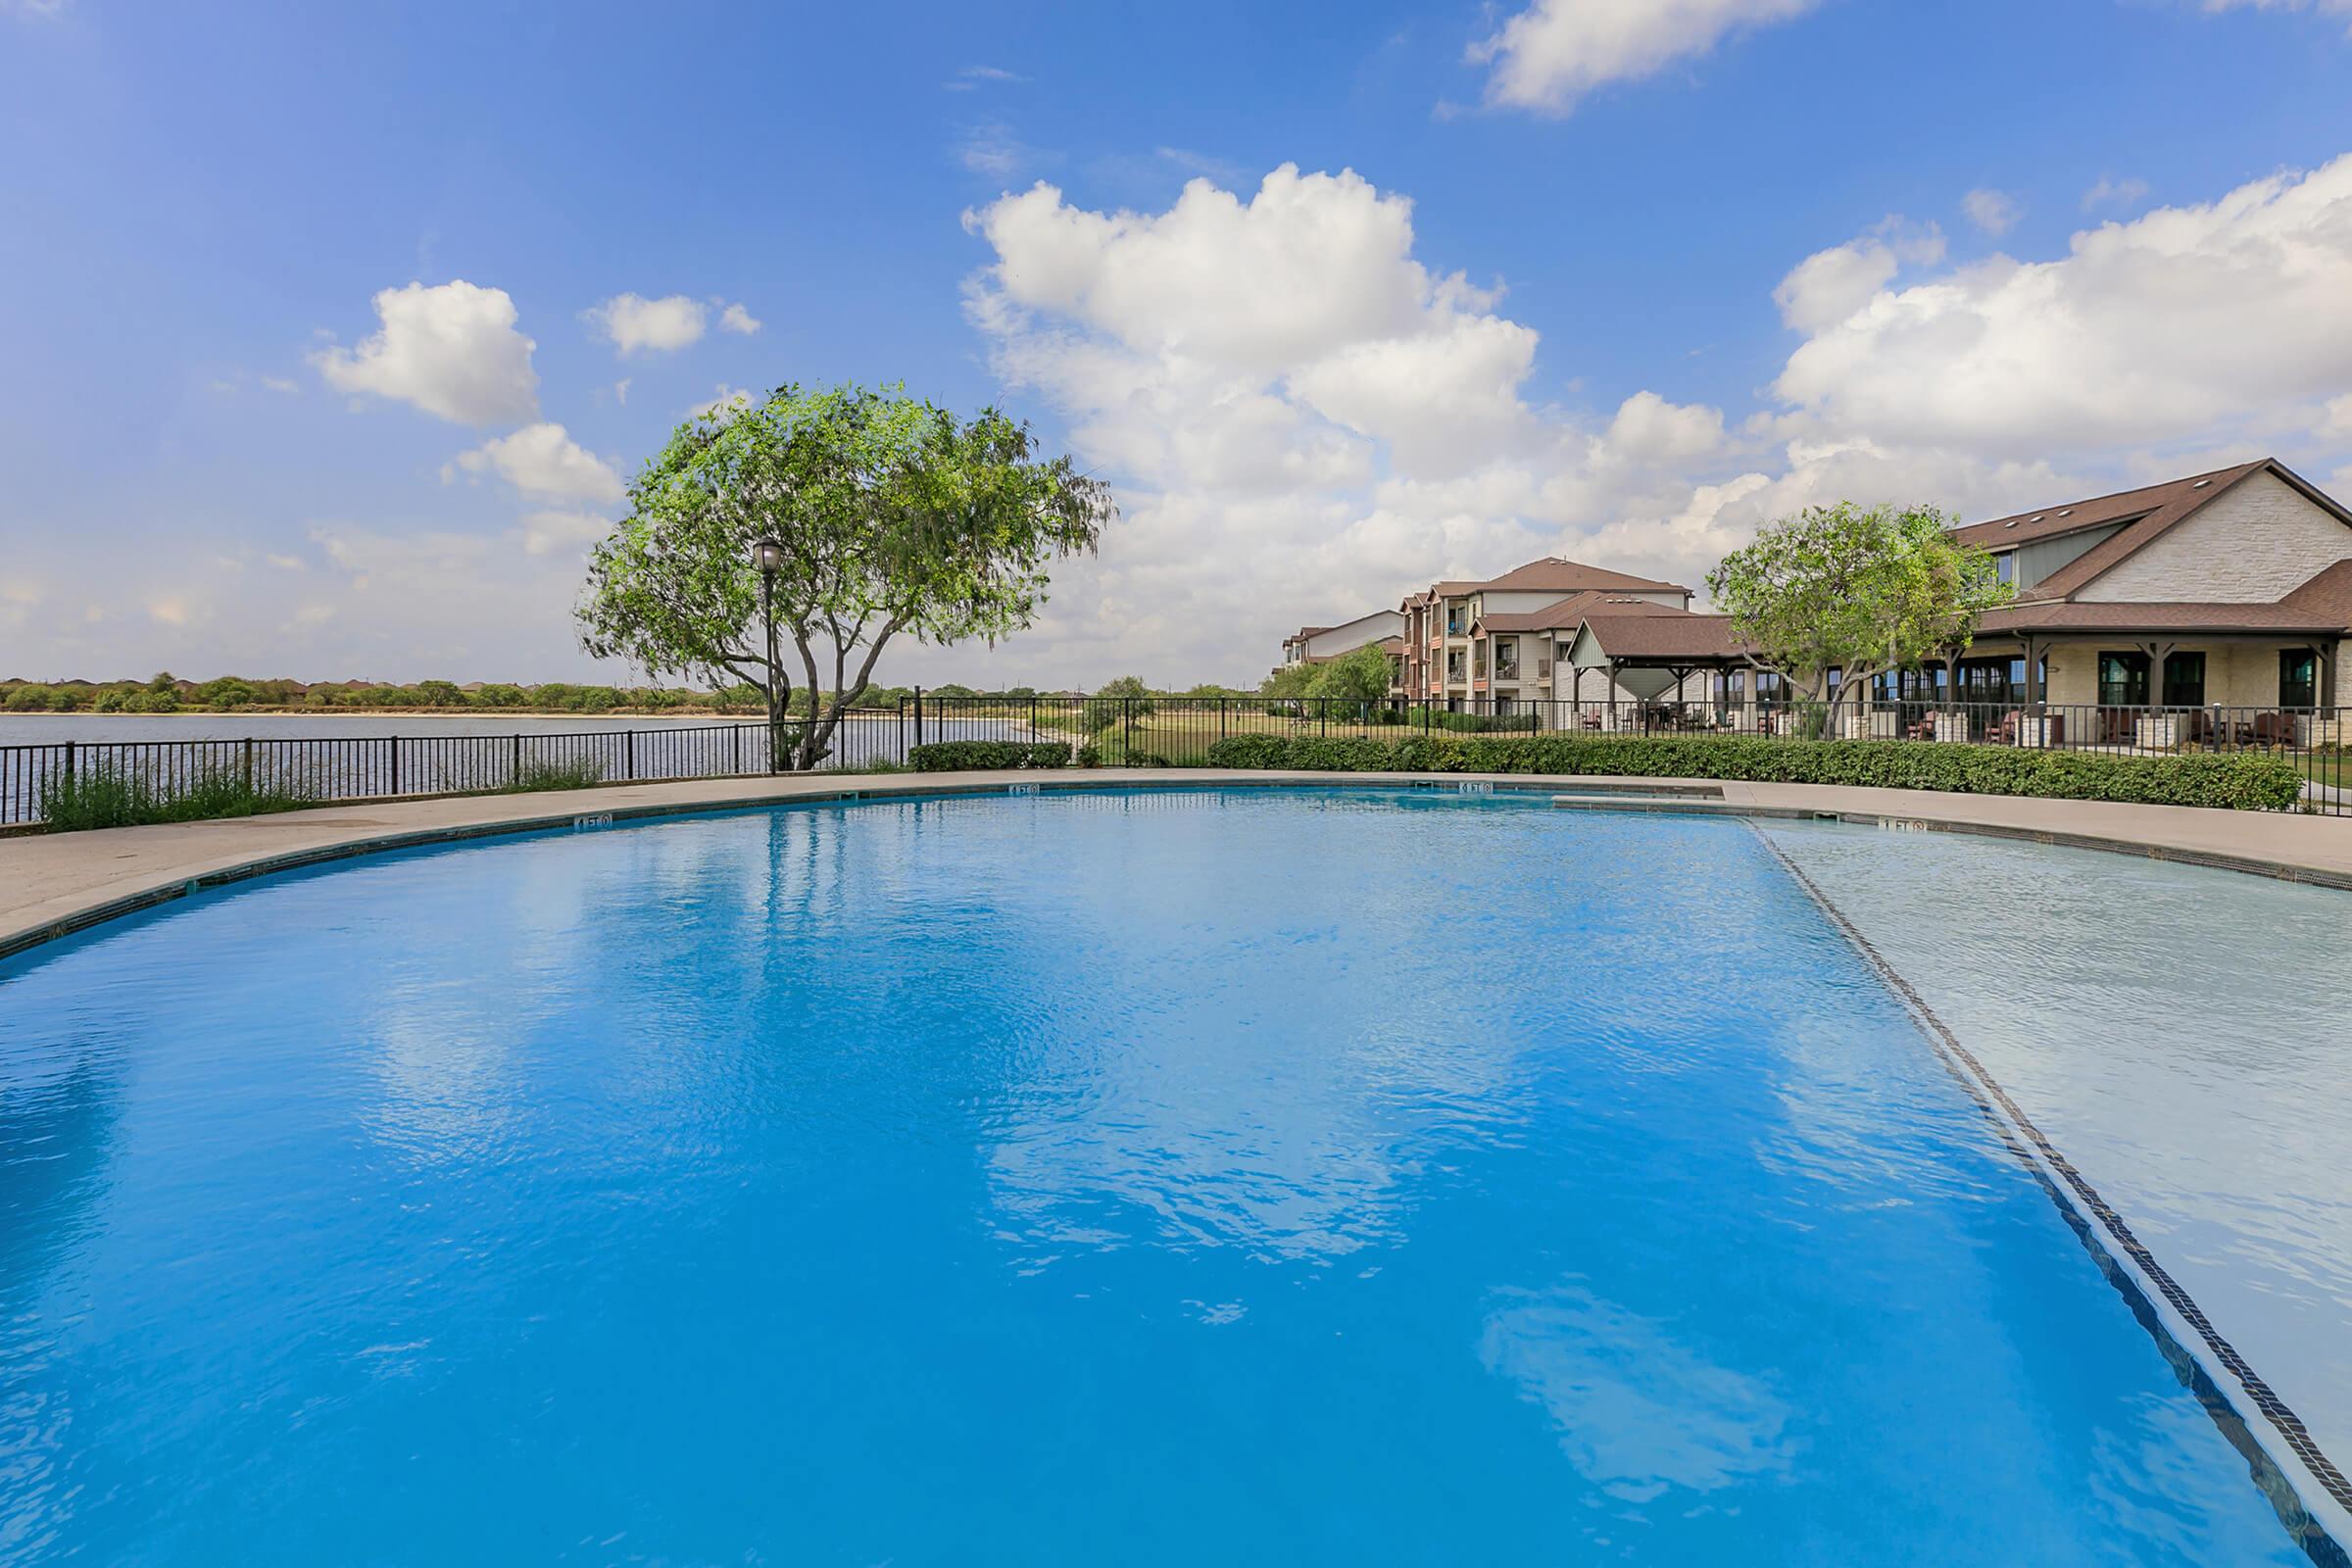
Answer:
[0,672,1257,716]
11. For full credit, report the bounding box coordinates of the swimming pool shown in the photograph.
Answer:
[0,787,2338,1563]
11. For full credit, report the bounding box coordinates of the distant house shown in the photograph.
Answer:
[1280,609,1407,671]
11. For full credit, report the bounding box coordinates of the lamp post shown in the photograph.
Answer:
[751,535,786,772]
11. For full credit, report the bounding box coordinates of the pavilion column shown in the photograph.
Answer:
[2020,636,2040,709]
[2321,644,2338,709]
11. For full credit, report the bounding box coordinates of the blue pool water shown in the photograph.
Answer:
[0,789,2326,1563]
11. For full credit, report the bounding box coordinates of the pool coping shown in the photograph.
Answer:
[12,767,2352,964]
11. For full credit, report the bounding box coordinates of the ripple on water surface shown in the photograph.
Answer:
[0,790,2328,1563]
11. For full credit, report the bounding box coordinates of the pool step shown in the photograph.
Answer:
[1550,791,1733,814]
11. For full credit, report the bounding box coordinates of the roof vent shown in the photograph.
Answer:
[2057,509,2072,517]
[2029,514,2044,523]
[2001,519,2018,528]
[2193,479,2211,488]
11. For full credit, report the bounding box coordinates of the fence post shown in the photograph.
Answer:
[626,728,637,781]
[732,724,741,775]
[240,738,254,794]
[389,734,401,798]
[64,738,75,790]
[1219,698,1227,744]
[913,686,925,750]
[1124,697,1135,761]
[514,732,523,784]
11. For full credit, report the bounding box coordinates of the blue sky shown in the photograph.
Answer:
[4,0,2351,687]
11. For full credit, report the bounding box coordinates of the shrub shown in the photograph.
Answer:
[37,764,316,833]
[1199,733,2304,812]
[908,740,1075,771]
[507,758,607,792]
[1431,710,1539,735]
[195,676,259,710]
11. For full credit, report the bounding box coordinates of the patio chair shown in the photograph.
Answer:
[1993,710,2021,747]
[2253,710,2298,746]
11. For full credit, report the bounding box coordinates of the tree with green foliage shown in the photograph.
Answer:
[1258,662,1316,701]
[1705,502,2012,710]
[1081,674,1154,735]
[1307,642,1397,712]
[579,382,1114,770]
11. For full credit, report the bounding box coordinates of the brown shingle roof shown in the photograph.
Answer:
[1428,557,1689,597]
[1948,462,2265,550]
[1475,591,1696,634]
[1576,615,1750,661]
[1951,459,2352,604]
[1976,560,2352,636]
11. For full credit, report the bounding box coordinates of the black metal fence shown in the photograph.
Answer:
[8,693,2350,826]
[0,716,910,827]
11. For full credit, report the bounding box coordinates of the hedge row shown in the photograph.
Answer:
[1198,733,2305,811]
[906,740,1080,771]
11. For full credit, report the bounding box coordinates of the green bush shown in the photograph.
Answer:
[507,758,607,792]
[1199,733,2304,811]
[908,740,1074,771]
[37,764,316,833]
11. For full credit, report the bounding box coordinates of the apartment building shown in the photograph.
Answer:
[1278,458,2352,737]
[1396,558,1691,710]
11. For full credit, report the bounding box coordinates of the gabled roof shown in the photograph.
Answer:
[1472,591,1695,635]
[1954,459,2352,603]
[1976,559,2352,636]
[1573,614,1749,662]
[1427,557,1689,598]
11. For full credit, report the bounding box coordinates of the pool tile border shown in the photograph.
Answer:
[1753,825,2352,1563]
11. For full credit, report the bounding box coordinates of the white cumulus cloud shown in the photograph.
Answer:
[1961,187,2023,236]
[445,422,625,504]
[311,280,540,426]
[583,292,708,355]
[718,301,761,335]
[2082,174,2151,212]
[2193,0,2352,28]
[1469,0,1821,114]
[946,153,2352,688]
[959,165,1735,683]
[518,510,614,558]
[1773,153,2352,459]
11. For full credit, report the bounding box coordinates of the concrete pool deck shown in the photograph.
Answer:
[10,766,2352,961]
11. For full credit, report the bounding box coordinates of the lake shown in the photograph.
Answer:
[0,713,1031,825]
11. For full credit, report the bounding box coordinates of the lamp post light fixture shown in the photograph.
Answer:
[751,536,785,772]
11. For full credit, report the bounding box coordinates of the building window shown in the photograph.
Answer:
[2161,651,2206,707]
[2097,652,2150,708]
[2282,649,2319,710]
[1957,658,2016,706]
[1996,553,2016,585]
[1446,610,1464,636]
[1496,639,1519,680]
[1446,651,1465,682]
